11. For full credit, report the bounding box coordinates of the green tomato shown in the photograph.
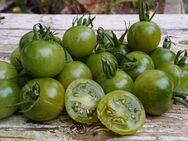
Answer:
[97,90,145,135]
[19,31,34,50]
[20,78,65,121]
[133,70,174,115]
[21,40,66,77]
[179,68,188,88]
[175,67,188,95]
[10,47,23,72]
[65,79,105,124]
[0,80,20,119]
[149,47,176,68]
[127,21,161,53]
[57,61,92,89]
[96,70,133,94]
[86,52,118,79]
[121,51,154,80]
[159,63,182,88]
[63,26,97,58]
[0,61,18,80]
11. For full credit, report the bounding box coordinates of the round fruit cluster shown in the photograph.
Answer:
[0,0,187,136]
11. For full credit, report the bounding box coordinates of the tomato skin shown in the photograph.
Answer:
[65,79,105,124]
[133,70,174,115]
[19,31,34,50]
[97,90,145,135]
[149,47,176,68]
[179,68,188,88]
[0,80,20,119]
[159,63,182,88]
[0,61,18,80]
[21,40,66,77]
[63,26,97,58]
[175,67,188,94]
[96,70,133,93]
[86,52,118,79]
[121,51,154,80]
[57,61,92,89]
[10,48,23,72]
[21,78,65,121]
[127,21,161,53]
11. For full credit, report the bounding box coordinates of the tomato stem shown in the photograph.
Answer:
[96,27,129,63]
[18,83,40,113]
[173,90,188,108]
[119,22,129,44]
[174,49,188,67]
[7,100,33,108]
[139,0,158,21]
[120,56,136,71]
[32,23,57,41]
[173,96,188,108]
[20,98,40,113]
[173,90,188,97]
[162,36,172,49]
[72,15,95,28]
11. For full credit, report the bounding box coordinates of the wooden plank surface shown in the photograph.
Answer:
[0,14,188,141]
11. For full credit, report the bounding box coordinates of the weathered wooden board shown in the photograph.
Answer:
[0,14,188,141]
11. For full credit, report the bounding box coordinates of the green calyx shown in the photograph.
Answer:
[120,56,137,71]
[173,90,188,108]
[139,0,158,21]
[174,49,188,67]
[162,36,173,49]
[96,25,128,52]
[32,23,58,41]
[101,54,118,79]
[8,83,40,113]
[20,83,40,113]
[12,83,39,113]
[72,15,95,28]
[96,24,129,62]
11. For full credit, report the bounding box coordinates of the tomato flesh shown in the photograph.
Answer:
[97,90,145,135]
[65,79,105,124]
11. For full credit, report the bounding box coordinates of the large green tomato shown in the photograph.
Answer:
[127,21,161,53]
[57,61,92,89]
[0,80,20,119]
[97,90,145,135]
[21,40,66,77]
[63,26,97,58]
[20,78,65,121]
[133,70,174,115]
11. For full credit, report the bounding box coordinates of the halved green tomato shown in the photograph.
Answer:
[65,79,105,124]
[97,90,145,135]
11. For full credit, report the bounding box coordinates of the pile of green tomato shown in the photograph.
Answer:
[0,0,188,136]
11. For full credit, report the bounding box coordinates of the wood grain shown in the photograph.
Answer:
[0,14,188,141]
